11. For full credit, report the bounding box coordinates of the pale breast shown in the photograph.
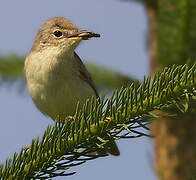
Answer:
[25,50,96,120]
[35,76,96,119]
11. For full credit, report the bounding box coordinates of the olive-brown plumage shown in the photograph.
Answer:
[25,17,119,156]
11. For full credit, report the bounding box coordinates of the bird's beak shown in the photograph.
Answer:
[67,30,100,40]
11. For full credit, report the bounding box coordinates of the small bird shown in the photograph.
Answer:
[25,17,119,156]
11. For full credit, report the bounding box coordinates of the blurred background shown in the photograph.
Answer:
[0,0,154,179]
[1,0,195,179]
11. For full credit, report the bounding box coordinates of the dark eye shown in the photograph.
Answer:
[53,30,63,37]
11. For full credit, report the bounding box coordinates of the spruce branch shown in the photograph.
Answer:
[0,63,195,179]
[84,62,134,91]
[0,54,25,89]
[0,54,133,90]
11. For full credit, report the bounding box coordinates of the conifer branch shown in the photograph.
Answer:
[0,54,133,90]
[0,63,195,179]
[0,54,25,89]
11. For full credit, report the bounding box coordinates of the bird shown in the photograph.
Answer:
[25,17,119,156]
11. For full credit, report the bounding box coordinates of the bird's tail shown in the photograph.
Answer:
[97,140,120,156]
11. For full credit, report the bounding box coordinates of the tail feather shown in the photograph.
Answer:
[107,140,120,156]
[97,140,120,156]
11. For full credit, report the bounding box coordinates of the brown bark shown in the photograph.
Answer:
[146,1,160,77]
[146,1,196,179]
[151,109,196,180]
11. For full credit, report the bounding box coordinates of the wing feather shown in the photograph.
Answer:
[74,52,99,98]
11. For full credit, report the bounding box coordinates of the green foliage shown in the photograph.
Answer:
[85,62,134,91]
[0,55,24,78]
[121,0,196,67]
[0,63,195,179]
[0,55,25,87]
[157,0,196,66]
[0,54,134,91]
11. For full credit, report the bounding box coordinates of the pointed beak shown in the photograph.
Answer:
[67,30,100,40]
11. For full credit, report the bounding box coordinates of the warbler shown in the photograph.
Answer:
[25,17,119,156]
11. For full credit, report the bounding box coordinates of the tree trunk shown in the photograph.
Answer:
[145,0,196,179]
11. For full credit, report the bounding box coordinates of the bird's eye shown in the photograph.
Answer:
[53,30,63,37]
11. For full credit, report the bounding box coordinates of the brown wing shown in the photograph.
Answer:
[74,52,99,98]
[74,52,120,156]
